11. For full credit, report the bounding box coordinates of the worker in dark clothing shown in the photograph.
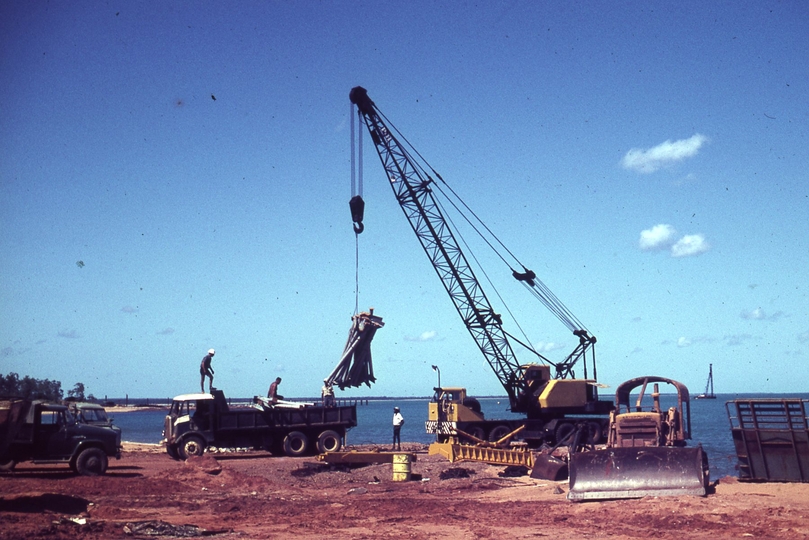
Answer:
[268,377,283,403]
[392,406,404,451]
[200,349,215,393]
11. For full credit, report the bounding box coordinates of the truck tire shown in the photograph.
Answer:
[316,430,342,453]
[555,423,576,445]
[0,459,16,472]
[179,436,206,460]
[75,447,108,476]
[464,425,486,442]
[488,425,510,443]
[283,431,309,457]
[166,444,180,460]
[586,421,603,444]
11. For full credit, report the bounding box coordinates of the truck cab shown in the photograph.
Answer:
[0,400,122,475]
[162,392,215,459]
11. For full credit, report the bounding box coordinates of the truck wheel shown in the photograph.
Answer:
[166,444,180,460]
[179,436,206,460]
[488,425,510,443]
[75,447,108,476]
[586,421,603,444]
[283,431,309,457]
[555,423,576,445]
[316,430,342,453]
[0,459,16,472]
[465,426,486,442]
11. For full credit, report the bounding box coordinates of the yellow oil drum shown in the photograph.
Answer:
[392,453,411,482]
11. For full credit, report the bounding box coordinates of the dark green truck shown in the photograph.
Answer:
[0,398,122,475]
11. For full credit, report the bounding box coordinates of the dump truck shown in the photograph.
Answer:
[0,398,122,475]
[349,86,613,447]
[162,389,357,459]
[567,376,710,500]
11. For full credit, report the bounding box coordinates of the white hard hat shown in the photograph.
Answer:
[208,349,215,355]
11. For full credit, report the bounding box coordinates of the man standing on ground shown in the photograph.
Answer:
[200,349,215,393]
[268,377,283,403]
[392,406,404,451]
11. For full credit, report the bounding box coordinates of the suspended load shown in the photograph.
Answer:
[326,309,384,390]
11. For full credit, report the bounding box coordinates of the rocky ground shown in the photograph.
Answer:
[1,442,808,539]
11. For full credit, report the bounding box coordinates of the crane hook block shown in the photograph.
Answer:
[350,195,365,234]
[512,269,537,287]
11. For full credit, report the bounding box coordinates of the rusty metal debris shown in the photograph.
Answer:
[123,520,228,536]
[325,309,384,390]
[317,451,417,465]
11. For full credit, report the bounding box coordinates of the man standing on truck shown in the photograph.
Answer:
[321,381,335,407]
[200,349,215,393]
[268,377,283,403]
[392,406,404,451]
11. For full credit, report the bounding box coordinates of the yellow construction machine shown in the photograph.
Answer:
[350,86,613,448]
[567,376,710,500]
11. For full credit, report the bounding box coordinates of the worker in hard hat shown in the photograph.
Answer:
[200,349,215,393]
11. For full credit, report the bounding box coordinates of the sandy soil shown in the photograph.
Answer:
[1,442,808,539]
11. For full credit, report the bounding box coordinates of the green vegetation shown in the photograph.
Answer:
[0,373,88,402]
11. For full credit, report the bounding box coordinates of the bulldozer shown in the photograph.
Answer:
[567,376,710,501]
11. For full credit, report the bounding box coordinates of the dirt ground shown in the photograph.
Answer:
[1,442,808,540]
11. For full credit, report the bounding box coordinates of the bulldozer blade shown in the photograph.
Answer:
[530,453,568,481]
[567,446,708,501]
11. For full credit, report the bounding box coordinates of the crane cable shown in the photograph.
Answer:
[376,106,587,335]
[349,104,365,314]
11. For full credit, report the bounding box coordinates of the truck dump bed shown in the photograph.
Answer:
[0,399,29,457]
[217,402,357,430]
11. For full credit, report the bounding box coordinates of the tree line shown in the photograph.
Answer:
[0,373,89,402]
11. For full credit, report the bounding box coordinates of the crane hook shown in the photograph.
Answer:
[349,195,365,235]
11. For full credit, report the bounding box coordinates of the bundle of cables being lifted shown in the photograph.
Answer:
[325,309,384,390]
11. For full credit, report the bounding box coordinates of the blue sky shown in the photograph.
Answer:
[1,1,807,400]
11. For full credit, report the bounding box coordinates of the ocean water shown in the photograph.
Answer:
[109,393,808,480]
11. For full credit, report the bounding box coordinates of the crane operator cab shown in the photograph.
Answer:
[428,387,484,423]
[426,387,486,442]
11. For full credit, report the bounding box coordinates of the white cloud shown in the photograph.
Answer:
[671,234,710,257]
[741,308,784,321]
[622,134,709,173]
[639,224,677,251]
[741,307,765,320]
[405,330,438,342]
[677,337,691,348]
[534,341,565,353]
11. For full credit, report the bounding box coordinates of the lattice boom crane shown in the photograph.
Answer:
[349,86,612,444]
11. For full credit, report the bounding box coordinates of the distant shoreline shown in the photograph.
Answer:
[106,405,168,413]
